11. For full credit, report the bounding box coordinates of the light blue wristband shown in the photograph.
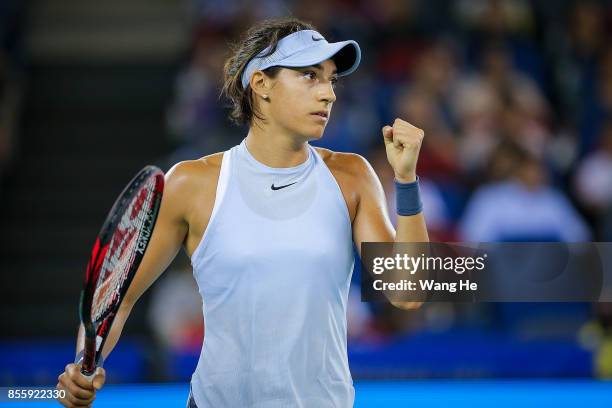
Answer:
[395,177,423,216]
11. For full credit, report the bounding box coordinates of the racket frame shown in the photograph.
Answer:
[78,166,164,377]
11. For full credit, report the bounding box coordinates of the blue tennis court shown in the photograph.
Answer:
[2,380,611,407]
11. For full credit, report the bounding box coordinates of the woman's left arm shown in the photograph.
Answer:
[351,118,429,309]
[352,118,429,250]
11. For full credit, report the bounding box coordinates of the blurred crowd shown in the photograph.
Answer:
[153,0,612,377]
[167,0,612,242]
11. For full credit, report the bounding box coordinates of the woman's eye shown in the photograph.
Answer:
[331,78,338,88]
[303,71,316,80]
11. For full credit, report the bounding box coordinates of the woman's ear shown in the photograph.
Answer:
[250,70,272,101]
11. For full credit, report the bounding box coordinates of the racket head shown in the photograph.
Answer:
[79,165,164,375]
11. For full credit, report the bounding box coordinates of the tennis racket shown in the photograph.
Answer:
[79,165,164,379]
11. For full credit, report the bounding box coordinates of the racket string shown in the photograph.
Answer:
[92,178,157,321]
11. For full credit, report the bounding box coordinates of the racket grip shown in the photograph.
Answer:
[82,371,95,383]
[76,354,96,382]
[80,336,97,378]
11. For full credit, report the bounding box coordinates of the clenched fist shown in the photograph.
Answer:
[382,118,424,183]
[57,363,106,407]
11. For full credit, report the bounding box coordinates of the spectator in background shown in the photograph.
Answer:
[411,40,461,126]
[456,0,535,38]
[166,27,240,164]
[564,3,612,156]
[460,140,590,242]
[585,47,612,154]
[455,0,542,83]
[460,140,592,336]
[574,119,612,237]
[395,80,459,184]
[365,0,428,84]
[549,1,605,120]
[402,41,463,181]
[453,43,551,175]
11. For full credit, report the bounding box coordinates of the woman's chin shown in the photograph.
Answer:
[307,127,326,141]
[292,125,326,142]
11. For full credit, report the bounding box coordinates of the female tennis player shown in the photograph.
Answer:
[57,17,428,407]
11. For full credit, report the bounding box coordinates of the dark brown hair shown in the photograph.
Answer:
[221,17,316,126]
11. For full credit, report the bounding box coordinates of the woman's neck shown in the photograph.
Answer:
[245,124,310,168]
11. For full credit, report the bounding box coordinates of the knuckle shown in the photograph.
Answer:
[68,391,85,404]
[63,382,80,398]
[58,375,68,388]
[72,389,85,399]
[80,386,94,398]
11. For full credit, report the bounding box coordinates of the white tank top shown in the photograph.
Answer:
[190,139,355,407]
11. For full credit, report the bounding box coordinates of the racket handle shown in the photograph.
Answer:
[76,355,96,382]
[79,336,97,379]
[82,371,95,383]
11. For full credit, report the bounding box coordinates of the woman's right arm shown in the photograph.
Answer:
[57,161,203,407]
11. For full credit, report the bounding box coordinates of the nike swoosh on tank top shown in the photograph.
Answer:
[189,138,355,407]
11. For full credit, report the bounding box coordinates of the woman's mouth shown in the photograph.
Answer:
[311,111,329,122]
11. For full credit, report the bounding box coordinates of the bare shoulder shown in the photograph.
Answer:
[164,152,223,207]
[314,147,376,180]
[166,152,223,185]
